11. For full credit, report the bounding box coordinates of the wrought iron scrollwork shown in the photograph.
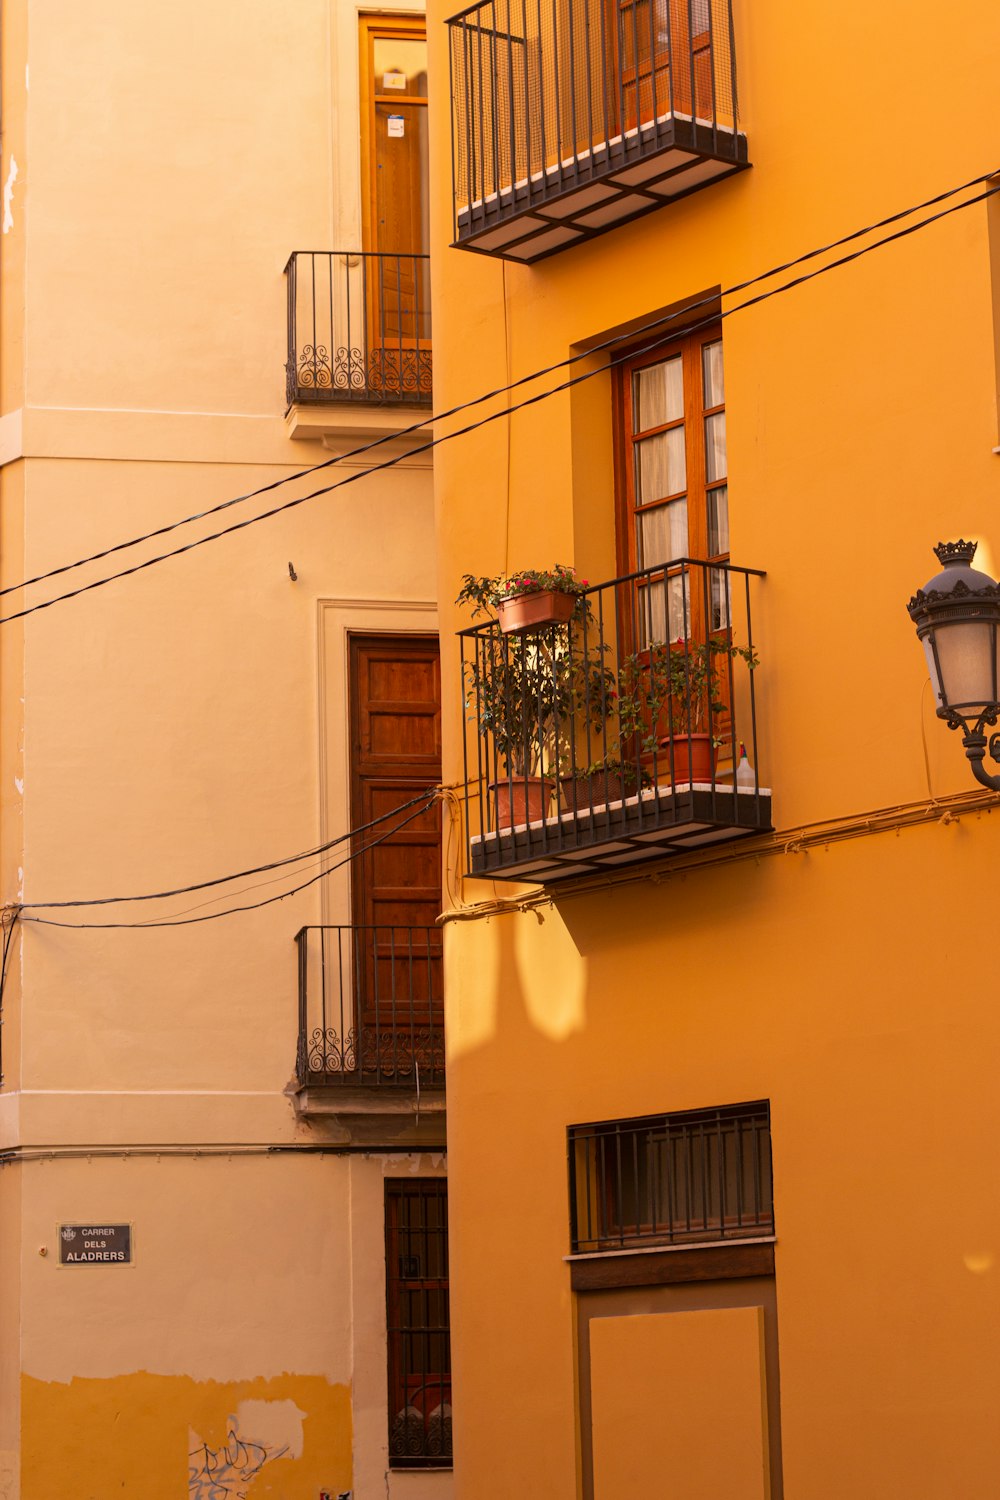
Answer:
[358,1026,445,1081]
[389,1405,452,1459]
[306,1026,356,1076]
[297,344,332,390]
[331,346,369,392]
[366,347,433,400]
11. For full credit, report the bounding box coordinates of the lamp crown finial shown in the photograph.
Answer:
[933,539,978,567]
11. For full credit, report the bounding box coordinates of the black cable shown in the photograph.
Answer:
[17,786,438,910]
[3,166,996,605]
[0,911,19,1082]
[12,179,999,927]
[3,177,997,630]
[19,795,437,929]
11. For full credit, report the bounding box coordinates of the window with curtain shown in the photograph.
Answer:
[615,321,730,648]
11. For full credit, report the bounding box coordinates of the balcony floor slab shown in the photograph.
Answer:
[469,783,772,882]
[455,113,748,262]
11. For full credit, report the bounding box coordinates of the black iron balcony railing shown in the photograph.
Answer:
[569,1101,773,1253]
[295,925,445,1089]
[447,0,747,260]
[459,557,770,881]
[285,251,432,408]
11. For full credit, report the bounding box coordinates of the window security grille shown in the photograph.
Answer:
[385,1180,452,1466]
[568,1100,773,1253]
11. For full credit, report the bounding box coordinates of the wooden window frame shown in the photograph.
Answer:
[613,320,728,579]
[612,320,731,719]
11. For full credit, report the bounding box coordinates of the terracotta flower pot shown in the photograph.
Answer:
[559,771,629,812]
[490,776,548,830]
[645,733,717,785]
[496,589,576,635]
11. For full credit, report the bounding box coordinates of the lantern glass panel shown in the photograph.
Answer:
[932,619,998,712]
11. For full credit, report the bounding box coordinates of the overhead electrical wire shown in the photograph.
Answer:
[1,166,997,619]
[18,792,438,930]
[15,785,437,911]
[5,171,1000,930]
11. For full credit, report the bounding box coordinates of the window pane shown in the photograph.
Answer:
[633,355,683,431]
[705,410,726,482]
[707,484,729,555]
[637,580,666,648]
[374,37,428,95]
[667,574,690,640]
[635,428,686,504]
[637,576,688,646]
[711,567,731,631]
[702,340,724,407]
[637,497,687,567]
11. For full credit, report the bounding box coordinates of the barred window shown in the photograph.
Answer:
[569,1101,773,1253]
[385,1179,452,1467]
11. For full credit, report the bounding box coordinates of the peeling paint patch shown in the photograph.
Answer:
[13,778,23,795]
[2,158,18,235]
[234,1398,307,1459]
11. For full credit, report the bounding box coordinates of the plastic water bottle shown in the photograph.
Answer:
[735,741,755,789]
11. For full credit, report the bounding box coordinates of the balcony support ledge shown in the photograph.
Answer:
[284,402,433,467]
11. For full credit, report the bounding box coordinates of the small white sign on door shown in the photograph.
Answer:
[383,71,407,90]
[387,115,405,138]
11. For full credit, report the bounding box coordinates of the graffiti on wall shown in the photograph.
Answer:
[188,1420,289,1500]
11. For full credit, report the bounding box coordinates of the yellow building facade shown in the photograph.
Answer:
[427,0,1000,1495]
[0,3,451,1497]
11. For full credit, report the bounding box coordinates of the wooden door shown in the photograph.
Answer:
[359,17,431,362]
[349,634,442,1079]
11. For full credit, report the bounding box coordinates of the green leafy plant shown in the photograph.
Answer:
[456,565,587,610]
[457,574,613,777]
[617,637,758,752]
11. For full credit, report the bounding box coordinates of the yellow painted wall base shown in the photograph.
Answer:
[21,1372,351,1500]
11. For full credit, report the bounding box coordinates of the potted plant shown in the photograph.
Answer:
[457,572,611,829]
[617,636,758,784]
[479,564,588,635]
[559,755,651,813]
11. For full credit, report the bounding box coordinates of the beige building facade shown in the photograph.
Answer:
[0,3,449,1497]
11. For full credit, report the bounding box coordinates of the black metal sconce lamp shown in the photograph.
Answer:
[907,539,1000,791]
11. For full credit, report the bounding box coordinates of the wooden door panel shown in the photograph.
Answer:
[375,951,443,1009]
[349,634,442,1053]
[372,840,441,888]
[366,785,441,824]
